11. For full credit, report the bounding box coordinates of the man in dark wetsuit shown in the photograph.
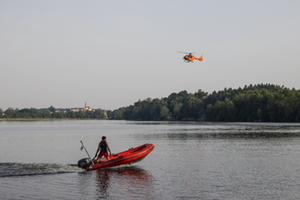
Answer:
[95,136,111,162]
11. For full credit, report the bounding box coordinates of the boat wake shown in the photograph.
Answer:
[0,162,83,177]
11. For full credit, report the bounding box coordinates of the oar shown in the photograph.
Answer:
[80,140,95,165]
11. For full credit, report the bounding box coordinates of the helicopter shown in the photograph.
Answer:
[179,52,204,63]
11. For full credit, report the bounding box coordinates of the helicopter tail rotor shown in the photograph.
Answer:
[198,55,204,61]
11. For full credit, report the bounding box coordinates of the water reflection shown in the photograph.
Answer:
[95,168,110,198]
[95,166,154,199]
[136,123,300,140]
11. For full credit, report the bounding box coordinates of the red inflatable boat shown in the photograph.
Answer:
[78,143,155,171]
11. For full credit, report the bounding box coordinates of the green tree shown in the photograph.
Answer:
[4,107,15,118]
[49,106,55,113]
[160,105,170,120]
[94,109,105,119]
[41,109,51,118]
[112,107,125,119]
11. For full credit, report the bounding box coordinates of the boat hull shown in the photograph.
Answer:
[83,143,155,171]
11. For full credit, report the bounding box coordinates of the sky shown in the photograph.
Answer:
[1,0,300,111]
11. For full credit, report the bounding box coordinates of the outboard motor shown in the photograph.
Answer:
[77,158,92,169]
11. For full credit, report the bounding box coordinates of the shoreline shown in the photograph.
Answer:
[0,118,105,121]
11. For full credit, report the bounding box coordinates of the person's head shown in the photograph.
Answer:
[102,136,106,140]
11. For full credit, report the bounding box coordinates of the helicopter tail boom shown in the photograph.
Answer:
[198,55,204,61]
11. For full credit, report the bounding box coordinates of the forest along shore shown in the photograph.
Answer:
[1,84,300,122]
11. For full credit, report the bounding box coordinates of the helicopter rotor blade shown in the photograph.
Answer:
[178,51,196,54]
[178,51,189,54]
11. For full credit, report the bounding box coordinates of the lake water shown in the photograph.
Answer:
[1,120,300,200]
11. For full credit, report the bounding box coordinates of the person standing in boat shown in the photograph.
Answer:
[95,136,111,162]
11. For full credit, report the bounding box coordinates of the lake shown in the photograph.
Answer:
[1,120,300,199]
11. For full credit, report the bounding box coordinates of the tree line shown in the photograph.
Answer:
[0,106,108,119]
[1,84,300,122]
[111,84,300,122]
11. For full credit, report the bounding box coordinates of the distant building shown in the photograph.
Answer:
[70,102,95,112]
[70,108,85,112]
[85,106,94,111]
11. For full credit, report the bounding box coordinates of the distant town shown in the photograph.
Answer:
[55,103,106,114]
[0,102,110,120]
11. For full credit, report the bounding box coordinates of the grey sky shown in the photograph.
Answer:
[1,1,300,110]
